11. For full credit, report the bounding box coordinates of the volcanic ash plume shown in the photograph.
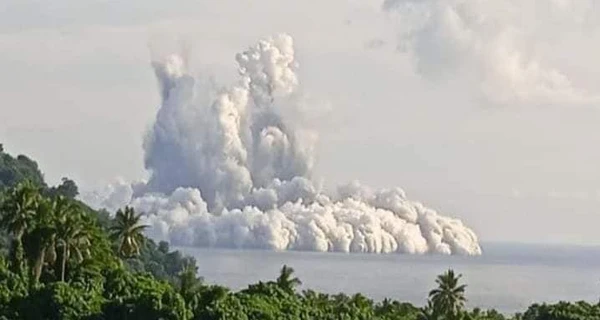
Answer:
[87,34,481,255]
[381,0,600,106]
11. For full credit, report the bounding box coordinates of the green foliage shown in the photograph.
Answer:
[191,286,245,320]
[17,282,104,320]
[375,298,420,320]
[176,262,204,306]
[65,217,118,284]
[465,308,509,320]
[125,239,198,284]
[0,257,28,318]
[276,265,302,294]
[520,301,600,320]
[0,147,46,191]
[110,207,147,258]
[102,268,191,320]
[426,269,468,320]
[0,181,41,275]
[46,178,79,199]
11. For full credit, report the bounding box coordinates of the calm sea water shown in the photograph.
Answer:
[176,243,600,314]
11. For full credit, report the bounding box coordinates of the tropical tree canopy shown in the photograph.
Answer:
[427,269,468,320]
[276,264,302,293]
[110,206,148,258]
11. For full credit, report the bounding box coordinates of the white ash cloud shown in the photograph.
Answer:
[382,0,600,106]
[83,34,481,255]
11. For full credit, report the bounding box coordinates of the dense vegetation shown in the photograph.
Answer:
[0,144,45,191]
[0,144,598,320]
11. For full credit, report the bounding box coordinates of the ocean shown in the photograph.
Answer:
[176,242,600,314]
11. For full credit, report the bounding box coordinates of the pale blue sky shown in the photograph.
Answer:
[1,0,600,245]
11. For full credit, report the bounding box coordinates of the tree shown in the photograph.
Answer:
[24,197,61,284]
[428,269,467,320]
[419,300,440,320]
[376,298,420,320]
[46,178,79,199]
[0,150,46,190]
[176,262,204,311]
[54,211,91,282]
[110,207,148,258]
[102,269,191,320]
[178,263,202,295]
[276,265,302,293]
[521,301,600,320]
[0,181,41,274]
[18,281,103,320]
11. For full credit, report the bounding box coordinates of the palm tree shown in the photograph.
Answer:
[428,269,467,319]
[110,207,148,258]
[177,262,204,308]
[0,181,40,274]
[26,197,63,283]
[54,212,91,282]
[276,264,302,293]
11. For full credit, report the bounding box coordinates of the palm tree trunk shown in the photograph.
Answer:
[8,238,19,272]
[9,236,25,275]
[60,245,67,282]
[33,247,46,283]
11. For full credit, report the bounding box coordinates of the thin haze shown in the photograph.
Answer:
[1,0,600,246]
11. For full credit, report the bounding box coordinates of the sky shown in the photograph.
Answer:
[1,0,600,246]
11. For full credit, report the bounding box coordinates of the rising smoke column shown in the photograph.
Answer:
[143,34,314,212]
[87,34,482,255]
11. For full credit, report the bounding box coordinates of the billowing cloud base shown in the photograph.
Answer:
[83,34,482,255]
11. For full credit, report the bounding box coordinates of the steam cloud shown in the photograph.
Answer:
[84,34,481,255]
[382,0,600,106]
